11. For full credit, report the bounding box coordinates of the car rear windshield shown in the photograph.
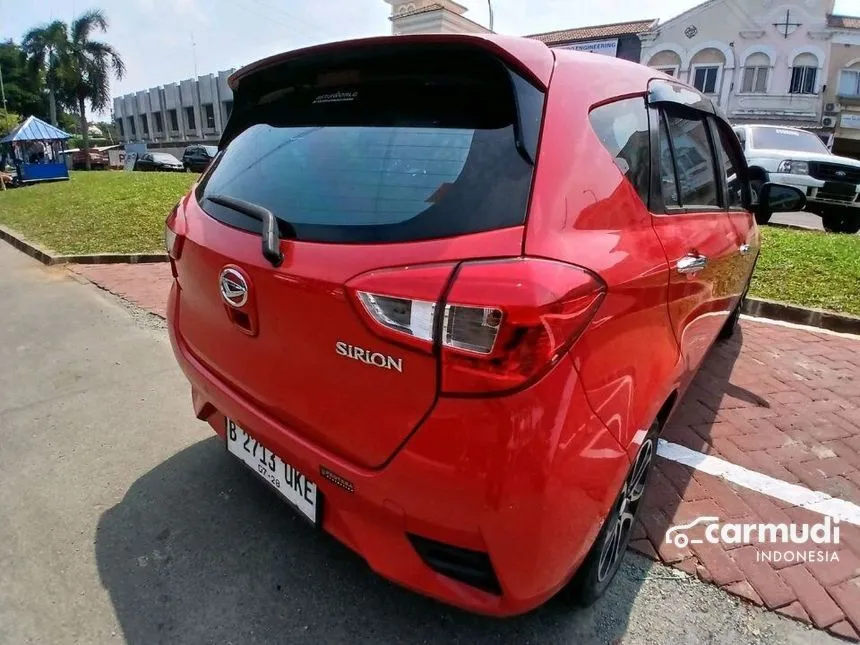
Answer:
[196,46,543,244]
[750,127,828,154]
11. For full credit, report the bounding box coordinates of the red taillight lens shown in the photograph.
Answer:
[440,259,605,394]
[349,258,605,395]
[164,202,186,260]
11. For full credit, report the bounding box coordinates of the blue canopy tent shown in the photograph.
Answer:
[0,116,72,184]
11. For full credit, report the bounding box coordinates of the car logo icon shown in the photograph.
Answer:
[835,170,847,177]
[219,268,248,308]
[665,516,720,549]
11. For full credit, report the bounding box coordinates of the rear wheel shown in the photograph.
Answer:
[719,284,747,341]
[822,209,860,234]
[569,423,658,606]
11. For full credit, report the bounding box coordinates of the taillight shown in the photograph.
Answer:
[164,202,186,261]
[348,258,605,395]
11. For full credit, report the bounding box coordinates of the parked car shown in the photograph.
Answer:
[164,35,804,615]
[182,145,218,172]
[734,124,860,233]
[71,148,108,170]
[134,152,184,172]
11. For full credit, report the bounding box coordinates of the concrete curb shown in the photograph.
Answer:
[0,226,168,265]
[743,297,860,335]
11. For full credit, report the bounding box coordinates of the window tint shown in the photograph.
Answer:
[197,49,543,244]
[714,123,746,209]
[658,113,679,207]
[659,108,720,209]
[589,97,650,206]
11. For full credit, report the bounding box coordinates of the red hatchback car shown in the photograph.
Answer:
[166,34,804,615]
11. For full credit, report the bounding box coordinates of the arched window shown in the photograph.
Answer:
[648,50,682,77]
[689,48,726,95]
[741,52,770,94]
[790,53,819,94]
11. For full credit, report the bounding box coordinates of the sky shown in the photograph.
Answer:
[2,0,860,117]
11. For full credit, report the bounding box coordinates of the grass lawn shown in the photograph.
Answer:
[750,226,860,317]
[0,171,196,255]
[1,173,859,316]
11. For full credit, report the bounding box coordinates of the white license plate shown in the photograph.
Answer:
[226,419,318,524]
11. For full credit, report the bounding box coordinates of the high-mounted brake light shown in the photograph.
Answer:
[349,259,606,395]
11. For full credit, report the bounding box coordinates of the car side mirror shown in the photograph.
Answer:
[757,182,806,216]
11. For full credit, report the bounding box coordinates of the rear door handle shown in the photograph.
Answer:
[739,243,751,255]
[676,254,708,274]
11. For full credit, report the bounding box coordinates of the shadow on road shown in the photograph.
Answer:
[635,326,746,559]
[95,434,660,645]
[95,332,749,645]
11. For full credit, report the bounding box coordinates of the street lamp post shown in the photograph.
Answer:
[488,0,494,32]
[0,63,7,113]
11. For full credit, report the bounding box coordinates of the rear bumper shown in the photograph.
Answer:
[167,282,630,615]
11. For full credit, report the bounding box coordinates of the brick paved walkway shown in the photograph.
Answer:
[70,262,860,640]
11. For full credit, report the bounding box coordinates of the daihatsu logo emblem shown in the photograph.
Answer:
[835,170,847,177]
[219,268,248,308]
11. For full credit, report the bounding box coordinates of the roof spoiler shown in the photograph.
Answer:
[228,34,554,92]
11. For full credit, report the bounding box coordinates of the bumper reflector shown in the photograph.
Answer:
[408,534,502,595]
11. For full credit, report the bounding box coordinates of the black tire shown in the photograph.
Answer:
[719,285,747,341]
[822,210,860,234]
[568,423,658,606]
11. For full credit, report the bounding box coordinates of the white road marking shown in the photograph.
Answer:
[740,314,860,340]
[657,439,860,526]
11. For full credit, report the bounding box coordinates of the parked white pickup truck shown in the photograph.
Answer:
[733,124,860,234]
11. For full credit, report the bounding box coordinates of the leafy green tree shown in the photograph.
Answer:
[64,10,125,168]
[0,111,21,137]
[21,21,68,125]
[22,10,124,169]
[0,40,47,117]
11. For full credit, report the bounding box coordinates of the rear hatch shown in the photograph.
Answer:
[172,38,548,468]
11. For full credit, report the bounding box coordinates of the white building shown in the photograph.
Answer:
[640,0,836,129]
[112,69,235,147]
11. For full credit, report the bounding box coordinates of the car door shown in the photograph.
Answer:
[712,119,759,297]
[137,153,153,171]
[649,105,739,383]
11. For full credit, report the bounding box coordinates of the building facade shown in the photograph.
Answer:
[386,0,490,34]
[640,0,836,131]
[112,69,235,148]
[822,14,860,155]
[527,19,657,62]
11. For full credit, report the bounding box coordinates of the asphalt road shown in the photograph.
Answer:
[0,244,843,645]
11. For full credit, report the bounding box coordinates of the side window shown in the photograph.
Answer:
[588,97,651,206]
[713,122,747,210]
[659,107,720,209]
[658,113,679,207]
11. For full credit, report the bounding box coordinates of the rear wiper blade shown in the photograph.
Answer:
[206,194,289,267]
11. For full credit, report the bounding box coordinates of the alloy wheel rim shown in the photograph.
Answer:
[596,438,654,582]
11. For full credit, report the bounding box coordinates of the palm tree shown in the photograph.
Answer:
[22,20,68,126]
[65,10,125,170]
